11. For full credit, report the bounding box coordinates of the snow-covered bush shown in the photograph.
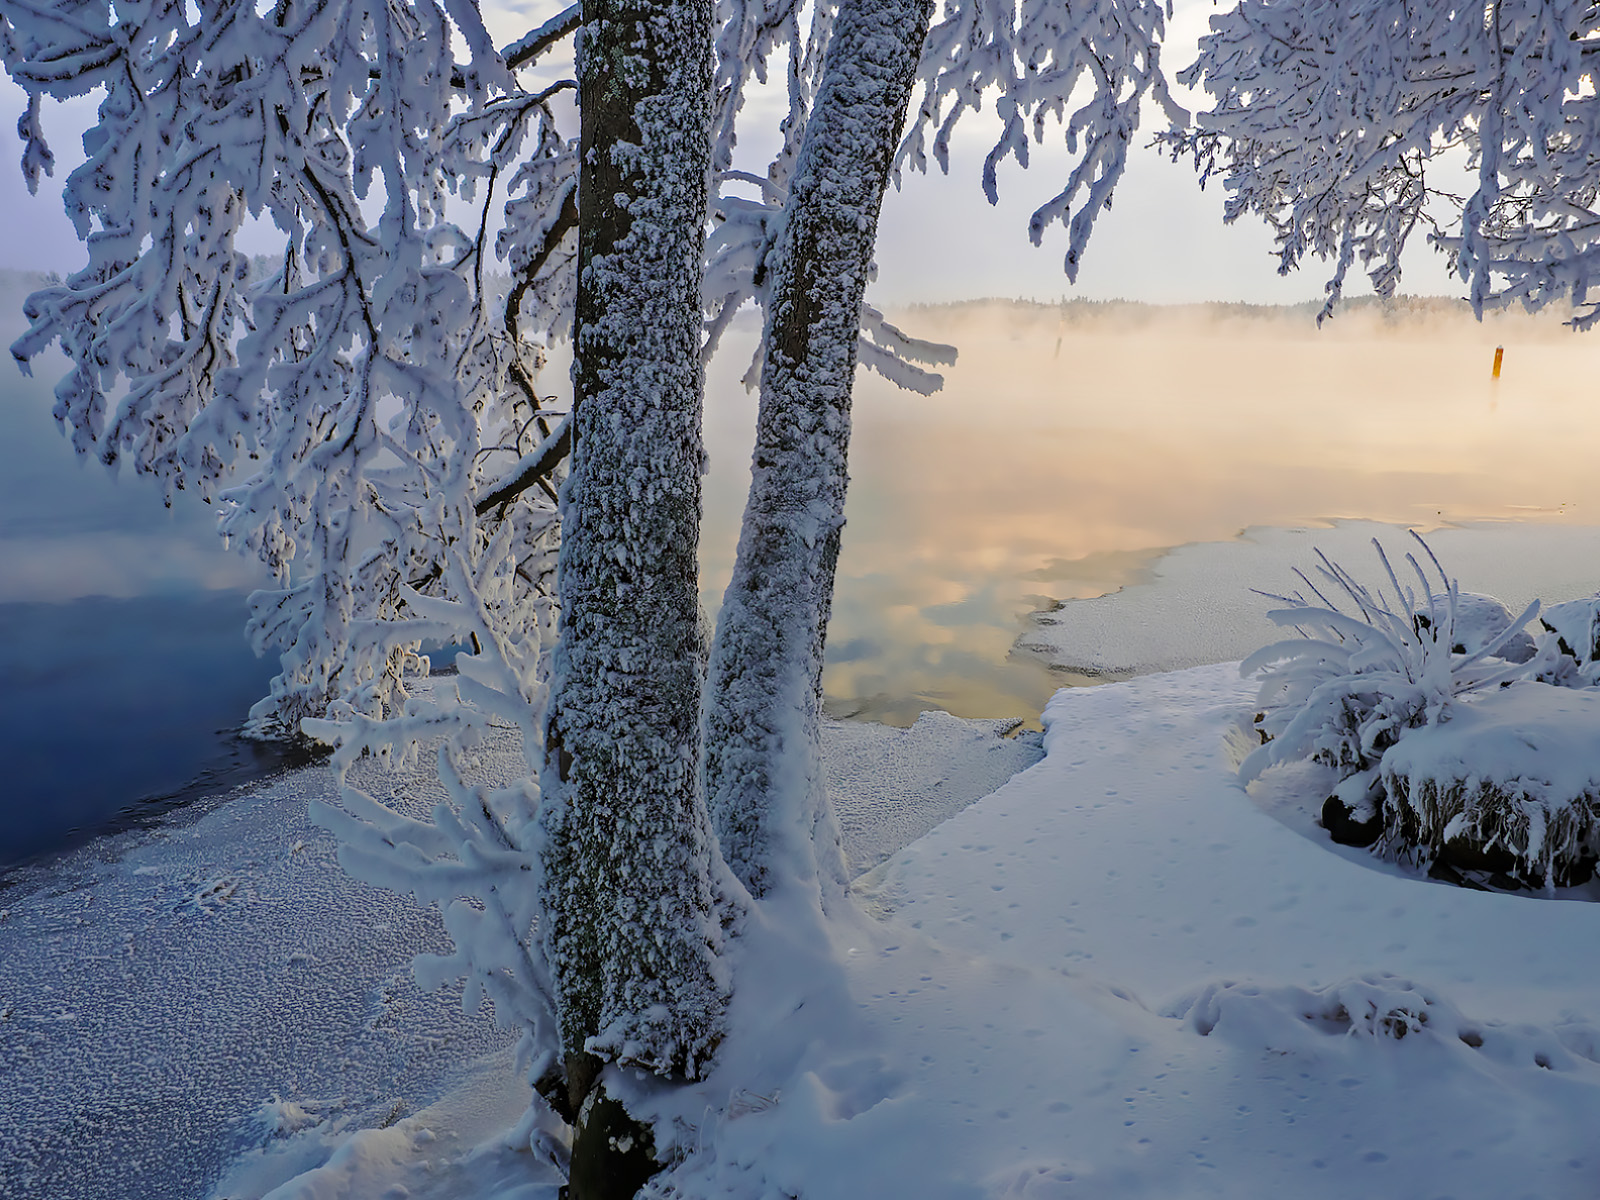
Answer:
[1234,534,1600,888]
[1240,534,1538,787]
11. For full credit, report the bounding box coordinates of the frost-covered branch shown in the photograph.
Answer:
[475,413,573,515]
[504,3,582,72]
[896,0,1186,280]
[0,0,586,1099]
[1167,0,1600,323]
[706,0,1184,380]
[1,0,580,731]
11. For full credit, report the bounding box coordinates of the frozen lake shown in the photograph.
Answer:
[6,283,1600,866]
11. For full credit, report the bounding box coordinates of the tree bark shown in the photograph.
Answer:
[540,2,726,1193]
[704,0,935,898]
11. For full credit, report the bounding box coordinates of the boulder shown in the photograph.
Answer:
[1414,591,1536,663]
[1379,682,1600,889]
[1540,593,1600,665]
[1321,769,1384,847]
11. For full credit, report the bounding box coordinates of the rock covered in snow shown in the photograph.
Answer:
[1380,682,1600,888]
[1321,768,1385,847]
[1540,594,1600,665]
[1417,591,1537,662]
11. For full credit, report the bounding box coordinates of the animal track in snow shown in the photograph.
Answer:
[183,875,242,915]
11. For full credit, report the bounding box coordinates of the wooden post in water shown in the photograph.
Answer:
[1493,345,1504,378]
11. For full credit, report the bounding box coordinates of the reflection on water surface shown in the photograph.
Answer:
[8,290,1600,863]
[701,299,1600,727]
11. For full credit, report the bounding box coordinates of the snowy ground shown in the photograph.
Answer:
[7,522,1600,1199]
[0,706,1040,1200]
[623,662,1600,1200]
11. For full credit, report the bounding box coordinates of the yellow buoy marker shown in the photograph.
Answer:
[1493,345,1504,378]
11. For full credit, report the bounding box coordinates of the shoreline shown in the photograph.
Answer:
[7,654,1600,1198]
[15,516,1600,879]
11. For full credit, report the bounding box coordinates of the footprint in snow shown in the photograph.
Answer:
[182,876,242,916]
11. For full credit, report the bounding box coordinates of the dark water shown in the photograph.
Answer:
[0,595,312,869]
[0,272,292,870]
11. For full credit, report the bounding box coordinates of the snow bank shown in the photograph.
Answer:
[835,664,1600,1197]
[0,707,1038,1200]
[529,661,1597,1199]
[874,664,1600,1009]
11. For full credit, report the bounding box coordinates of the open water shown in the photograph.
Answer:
[7,282,1600,868]
[0,274,288,867]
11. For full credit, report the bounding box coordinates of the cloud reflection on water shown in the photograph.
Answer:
[702,300,1600,727]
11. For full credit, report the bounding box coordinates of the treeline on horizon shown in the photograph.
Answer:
[908,293,1480,319]
[898,292,1600,338]
[0,266,1575,330]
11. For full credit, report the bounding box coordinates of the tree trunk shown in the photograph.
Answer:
[703,0,935,898]
[540,1,725,1192]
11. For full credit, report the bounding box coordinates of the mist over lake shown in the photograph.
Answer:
[703,296,1600,723]
[7,277,1600,866]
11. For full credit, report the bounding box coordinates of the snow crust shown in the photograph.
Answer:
[823,711,1043,874]
[0,706,1034,1199]
[0,748,524,1200]
[842,664,1600,1196]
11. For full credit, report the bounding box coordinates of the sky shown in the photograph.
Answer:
[0,0,1464,307]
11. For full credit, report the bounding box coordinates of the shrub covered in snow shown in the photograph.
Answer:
[1240,535,1537,786]
[1241,533,1600,889]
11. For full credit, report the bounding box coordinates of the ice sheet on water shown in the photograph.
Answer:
[824,710,1044,874]
[0,735,527,1200]
[1020,520,1600,677]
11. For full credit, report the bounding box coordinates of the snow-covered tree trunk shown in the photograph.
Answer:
[703,0,934,898]
[539,0,728,1142]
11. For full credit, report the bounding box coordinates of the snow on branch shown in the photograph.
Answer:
[702,177,957,394]
[712,0,832,176]
[0,0,582,1081]
[502,3,582,72]
[1166,0,1600,323]
[706,1,957,397]
[1,0,579,729]
[897,0,1186,281]
[857,302,956,394]
[708,0,1178,390]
